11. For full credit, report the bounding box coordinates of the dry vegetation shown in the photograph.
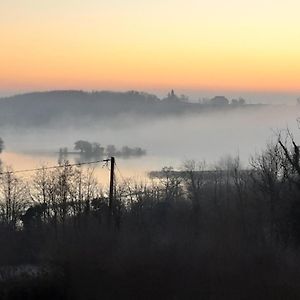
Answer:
[1,132,300,299]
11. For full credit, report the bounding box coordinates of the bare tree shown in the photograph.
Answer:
[250,143,284,242]
[182,160,206,214]
[159,167,183,203]
[0,168,29,229]
[278,130,300,189]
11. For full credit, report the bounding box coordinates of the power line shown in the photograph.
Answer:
[115,162,127,185]
[0,159,111,176]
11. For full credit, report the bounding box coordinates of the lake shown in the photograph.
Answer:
[1,104,299,186]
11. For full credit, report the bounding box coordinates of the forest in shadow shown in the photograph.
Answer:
[1,131,300,299]
[0,90,260,129]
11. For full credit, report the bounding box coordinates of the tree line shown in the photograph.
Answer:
[58,140,146,161]
[0,90,262,129]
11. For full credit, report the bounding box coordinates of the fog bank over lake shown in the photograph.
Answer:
[1,103,299,176]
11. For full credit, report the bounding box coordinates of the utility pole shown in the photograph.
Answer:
[108,157,115,218]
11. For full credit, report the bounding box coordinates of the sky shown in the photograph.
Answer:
[1,0,300,98]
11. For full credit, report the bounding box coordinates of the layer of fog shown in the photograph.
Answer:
[1,104,299,170]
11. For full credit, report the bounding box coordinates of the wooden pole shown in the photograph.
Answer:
[108,157,115,218]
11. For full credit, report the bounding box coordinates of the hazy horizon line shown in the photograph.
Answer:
[1,88,300,104]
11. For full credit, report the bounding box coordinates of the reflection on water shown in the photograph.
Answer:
[0,152,172,187]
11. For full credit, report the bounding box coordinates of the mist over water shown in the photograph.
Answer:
[1,104,299,179]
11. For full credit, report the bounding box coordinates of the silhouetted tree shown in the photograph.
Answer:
[250,143,284,241]
[92,143,104,156]
[0,168,29,229]
[183,160,206,217]
[106,145,117,157]
[74,140,93,154]
[278,131,300,189]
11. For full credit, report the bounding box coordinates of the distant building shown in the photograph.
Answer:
[163,90,181,103]
[210,96,229,106]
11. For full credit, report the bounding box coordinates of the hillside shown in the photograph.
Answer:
[0,90,263,128]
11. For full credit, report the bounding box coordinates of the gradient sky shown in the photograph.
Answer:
[1,0,300,94]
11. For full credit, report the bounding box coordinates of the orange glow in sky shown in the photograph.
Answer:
[1,0,300,93]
